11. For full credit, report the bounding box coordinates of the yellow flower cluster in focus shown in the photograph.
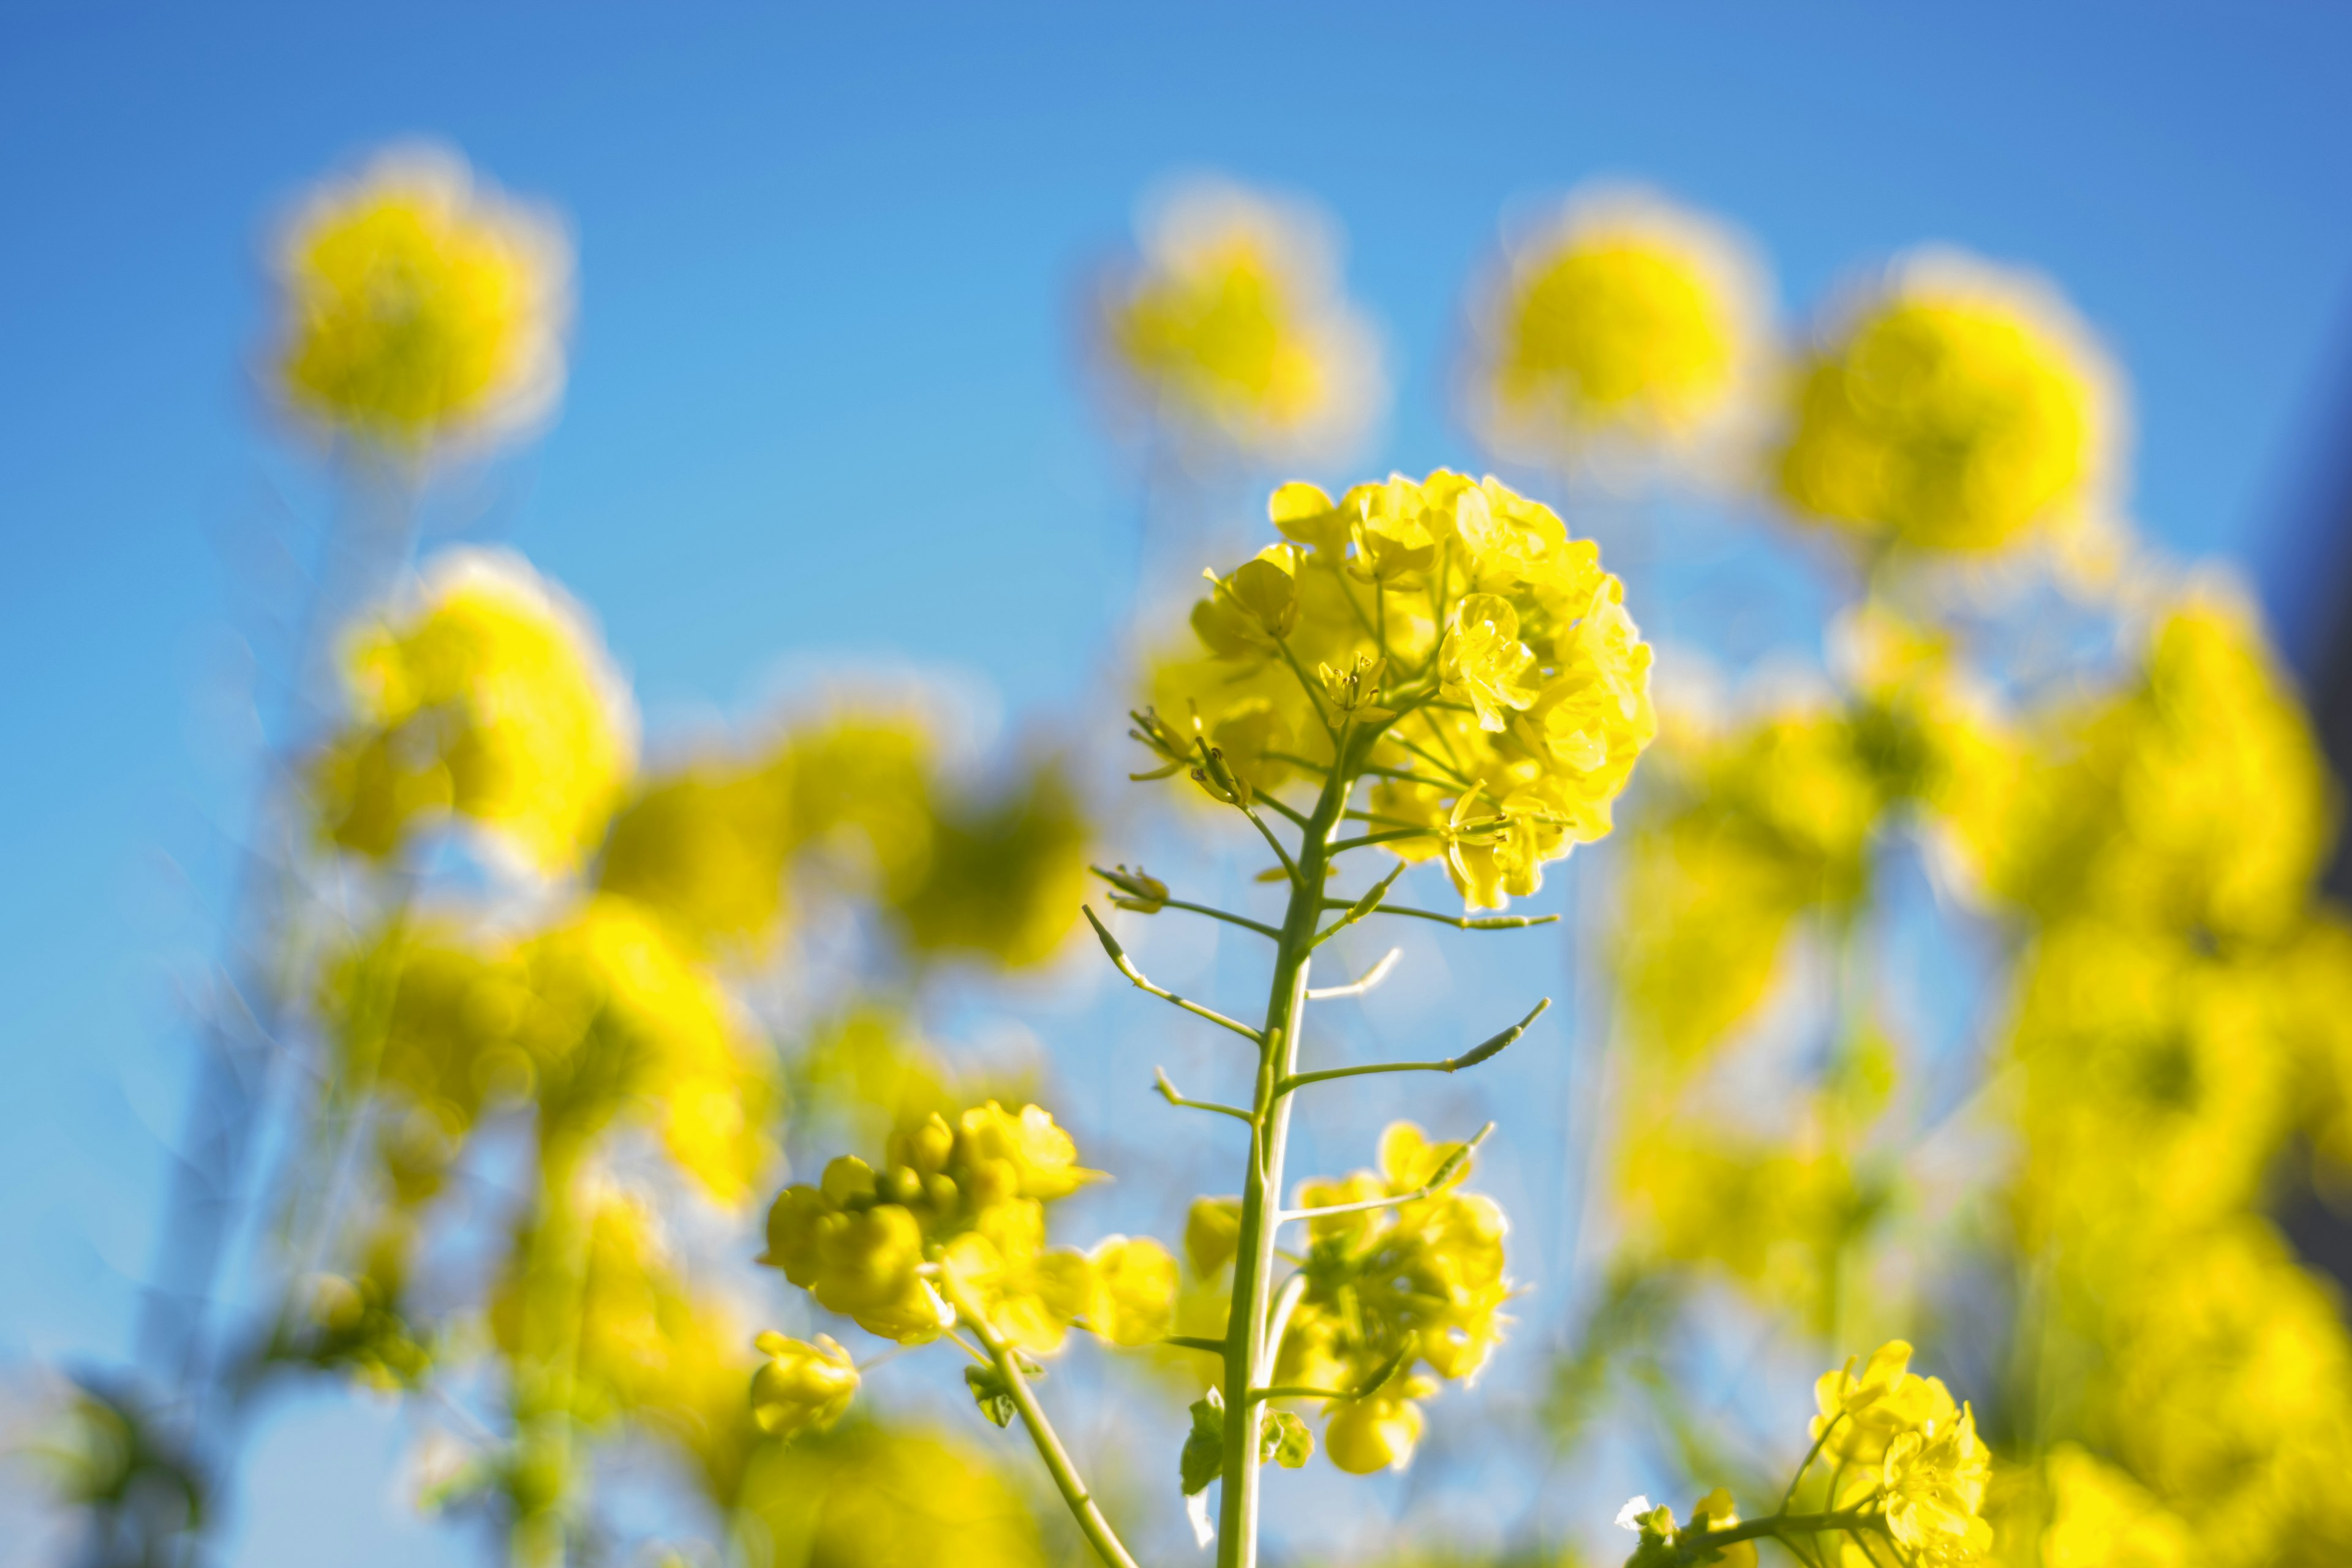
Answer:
[1101,179,1381,458]
[1472,187,1765,467]
[315,549,634,875]
[273,146,569,450]
[1151,472,1656,908]
[1776,254,2114,553]
[1208,1123,1513,1476]
[760,1101,1175,1362]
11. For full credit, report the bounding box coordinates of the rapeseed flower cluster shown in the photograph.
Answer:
[1099,179,1381,460]
[1774,254,2115,555]
[314,550,634,875]
[1262,1123,1513,1474]
[271,146,568,451]
[1469,186,1767,470]
[1151,470,1657,907]
[1624,1342,1992,1568]
[756,1102,1176,1429]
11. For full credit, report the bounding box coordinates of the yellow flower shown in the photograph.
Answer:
[1185,1197,1244,1277]
[1470,185,1767,467]
[1880,1401,1993,1564]
[1776,251,2116,553]
[1324,1392,1428,1474]
[1085,1237,1178,1346]
[764,1179,948,1344]
[884,762,1091,970]
[596,759,794,951]
[1439,594,1542,732]
[749,1333,859,1439]
[954,1101,1100,1205]
[2037,1446,2189,1568]
[736,1422,1047,1568]
[519,895,774,1205]
[1275,1122,1511,1460]
[315,549,635,875]
[941,1201,1094,1355]
[1099,178,1381,458]
[1150,472,1655,910]
[271,145,568,450]
[1812,1341,1958,1469]
[1686,1488,1759,1568]
[1967,593,2329,943]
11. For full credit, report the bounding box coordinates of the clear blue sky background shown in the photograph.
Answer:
[6,4,2352,1562]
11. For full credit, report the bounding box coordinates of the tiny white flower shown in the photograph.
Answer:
[1615,1496,1656,1531]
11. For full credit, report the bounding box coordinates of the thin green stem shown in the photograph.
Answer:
[1273,1123,1494,1224]
[1156,899,1282,940]
[938,1271,1141,1568]
[1327,826,1438,855]
[1278,1002,1548,1095]
[1253,792,1314,831]
[1318,899,1561,932]
[1083,907,1265,1044]
[1240,804,1303,888]
[1215,756,1352,1568]
[1155,1068,1257,1126]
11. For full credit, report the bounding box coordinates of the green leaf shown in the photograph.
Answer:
[1179,1389,1225,1496]
[962,1364,1018,1430]
[1261,1408,1313,1469]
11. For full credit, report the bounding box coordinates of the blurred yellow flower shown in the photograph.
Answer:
[1469,186,1769,469]
[2037,1446,2190,1568]
[750,1333,859,1439]
[315,549,635,875]
[272,145,569,450]
[1099,178,1381,458]
[737,1422,1046,1568]
[1086,1236,1178,1346]
[519,894,775,1204]
[1776,251,2117,553]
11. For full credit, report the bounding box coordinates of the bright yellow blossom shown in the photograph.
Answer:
[1150,471,1655,910]
[1776,251,2116,553]
[272,145,568,450]
[1812,1341,1959,1469]
[315,549,634,875]
[1880,1401,1993,1564]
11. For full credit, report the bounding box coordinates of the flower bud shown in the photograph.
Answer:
[888,1112,957,1177]
[1185,1197,1243,1276]
[1325,1395,1425,1474]
[761,1185,832,1288]
[956,1102,1098,1202]
[820,1155,877,1207]
[749,1332,859,1439]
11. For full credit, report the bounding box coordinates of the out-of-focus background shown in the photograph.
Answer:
[7,5,2352,1566]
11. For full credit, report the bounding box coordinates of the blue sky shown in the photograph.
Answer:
[6,3,2352,1561]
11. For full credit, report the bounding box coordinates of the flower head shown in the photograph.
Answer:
[1148,470,1655,910]
[1776,251,2119,554]
[271,145,569,452]
[1469,185,1770,472]
[1098,178,1382,459]
[314,549,636,875]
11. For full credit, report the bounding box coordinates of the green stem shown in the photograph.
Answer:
[938,1272,1141,1568]
[1217,755,1352,1568]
